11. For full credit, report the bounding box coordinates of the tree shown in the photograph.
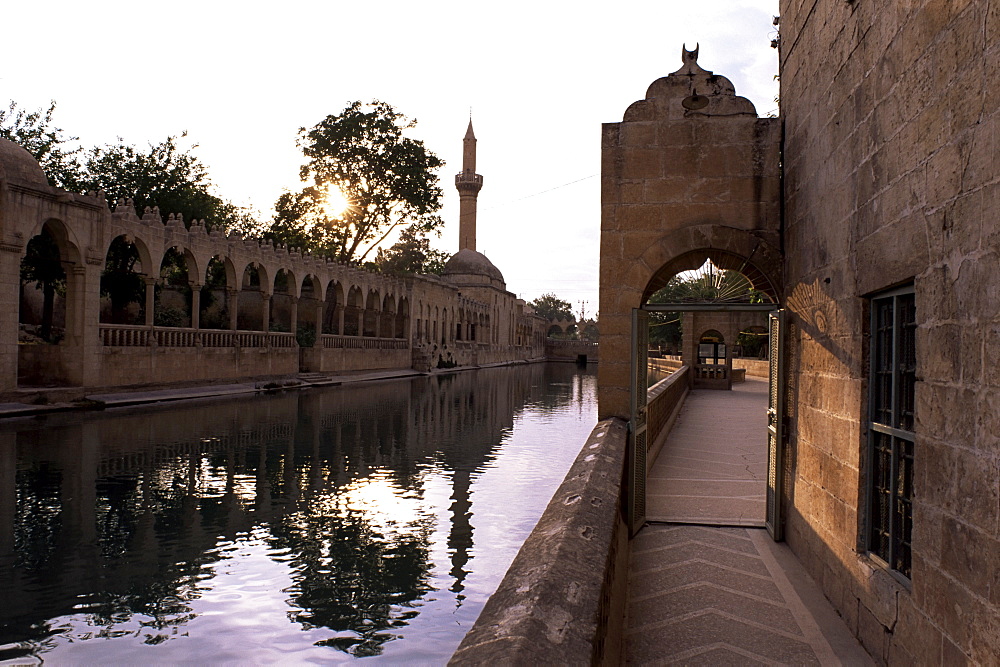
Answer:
[80,134,248,231]
[529,293,575,321]
[270,100,444,263]
[374,224,449,276]
[2,101,259,232]
[0,100,85,190]
[3,100,261,326]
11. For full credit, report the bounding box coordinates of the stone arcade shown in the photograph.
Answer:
[0,122,545,393]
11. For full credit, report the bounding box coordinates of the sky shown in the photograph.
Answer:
[3,0,778,317]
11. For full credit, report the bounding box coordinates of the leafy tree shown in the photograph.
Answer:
[2,100,259,232]
[0,100,85,190]
[270,100,444,263]
[374,224,449,275]
[4,100,263,325]
[80,134,243,231]
[20,230,65,341]
[529,293,575,321]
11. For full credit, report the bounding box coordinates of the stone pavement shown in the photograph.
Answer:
[626,379,871,665]
[647,378,768,526]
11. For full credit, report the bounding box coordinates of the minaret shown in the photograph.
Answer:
[455,119,483,251]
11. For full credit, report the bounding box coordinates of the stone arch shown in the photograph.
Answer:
[297,274,322,339]
[396,296,409,339]
[25,217,83,266]
[18,219,80,348]
[155,246,196,328]
[238,262,268,331]
[100,234,148,325]
[382,293,396,339]
[269,268,296,332]
[635,226,781,304]
[364,289,381,337]
[344,285,364,336]
[200,255,235,330]
[323,280,344,335]
[547,324,563,337]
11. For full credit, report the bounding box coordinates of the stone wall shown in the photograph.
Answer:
[732,358,768,378]
[779,0,1000,662]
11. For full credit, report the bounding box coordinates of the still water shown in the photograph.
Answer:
[0,363,597,664]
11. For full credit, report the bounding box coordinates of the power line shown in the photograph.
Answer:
[478,174,597,212]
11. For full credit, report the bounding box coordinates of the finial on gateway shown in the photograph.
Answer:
[673,42,710,77]
[682,43,699,66]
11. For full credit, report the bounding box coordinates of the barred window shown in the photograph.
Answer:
[866,285,916,579]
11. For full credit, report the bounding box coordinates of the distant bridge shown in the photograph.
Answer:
[545,339,598,363]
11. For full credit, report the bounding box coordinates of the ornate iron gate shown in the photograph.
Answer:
[627,308,649,536]
[766,309,786,541]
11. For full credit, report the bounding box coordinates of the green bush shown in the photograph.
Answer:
[296,324,316,348]
[154,306,186,327]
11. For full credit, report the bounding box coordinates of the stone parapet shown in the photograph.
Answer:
[450,418,629,665]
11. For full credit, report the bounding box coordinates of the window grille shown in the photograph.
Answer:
[866,285,915,579]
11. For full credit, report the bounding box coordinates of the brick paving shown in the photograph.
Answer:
[626,379,871,665]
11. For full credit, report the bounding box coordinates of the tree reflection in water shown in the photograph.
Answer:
[0,364,596,662]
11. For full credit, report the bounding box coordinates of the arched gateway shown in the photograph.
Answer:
[597,48,784,537]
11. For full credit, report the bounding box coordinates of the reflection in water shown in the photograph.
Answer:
[0,364,596,663]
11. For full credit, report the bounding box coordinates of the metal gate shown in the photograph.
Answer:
[627,308,649,536]
[766,309,786,541]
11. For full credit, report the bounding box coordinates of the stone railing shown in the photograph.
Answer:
[450,418,629,665]
[100,325,151,347]
[648,357,682,384]
[320,334,408,350]
[547,339,598,349]
[646,365,690,466]
[695,363,728,379]
[100,325,296,348]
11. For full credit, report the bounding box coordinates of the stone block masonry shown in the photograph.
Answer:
[779,0,1000,662]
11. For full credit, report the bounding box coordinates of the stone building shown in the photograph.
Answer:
[599,1,1000,662]
[0,123,545,393]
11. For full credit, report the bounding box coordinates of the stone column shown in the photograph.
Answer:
[336,305,345,336]
[228,289,239,330]
[261,294,271,332]
[144,277,156,327]
[289,296,298,335]
[190,284,201,330]
[315,303,324,336]
[374,310,381,338]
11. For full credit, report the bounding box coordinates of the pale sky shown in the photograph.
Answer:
[3,0,778,316]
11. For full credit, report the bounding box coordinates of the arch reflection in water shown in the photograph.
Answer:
[0,364,596,662]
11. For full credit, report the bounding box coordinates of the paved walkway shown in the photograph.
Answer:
[647,378,768,526]
[626,378,871,665]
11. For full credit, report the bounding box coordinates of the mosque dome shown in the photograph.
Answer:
[442,248,505,285]
[0,138,49,189]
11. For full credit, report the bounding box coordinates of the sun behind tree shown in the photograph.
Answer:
[269,101,444,264]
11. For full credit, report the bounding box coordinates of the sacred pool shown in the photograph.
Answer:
[0,363,596,663]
